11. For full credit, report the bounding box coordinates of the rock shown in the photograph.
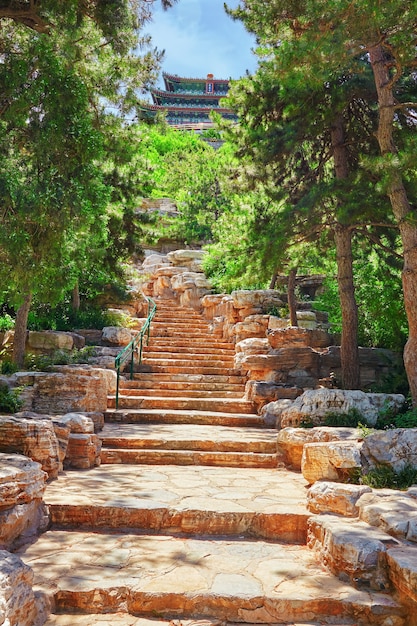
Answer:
[387,545,417,605]
[233,316,269,343]
[231,289,284,312]
[64,433,101,469]
[60,413,94,434]
[101,326,133,347]
[31,371,108,414]
[27,330,74,351]
[361,429,417,472]
[261,399,294,429]
[83,411,105,433]
[280,388,405,428]
[296,309,317,330]
[50,420,70,472]
[247,383,300,413]
[267,327,312,349]
[0,416,59,480]
[277,426,359,469]
[307,481,372,517]
[302,440,362,484]
[167,249,205,271]
[0,550,48,626]
[67,332,86,350]
[0,453,46,511]
[308,514,398,590]
[357,490,417,542]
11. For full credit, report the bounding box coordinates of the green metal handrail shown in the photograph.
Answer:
[114,296,156,409]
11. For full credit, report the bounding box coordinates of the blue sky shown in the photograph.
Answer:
[145,0,258,88]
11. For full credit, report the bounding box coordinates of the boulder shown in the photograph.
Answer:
[277,426,359,469]
[31,371,108,414]
[361,429,417,472]
[0,416,59,480]
[167,249,205,271]
[233,315,269,343]
[307,481,372,517]
[308,514,398,591]
[27,330,74,352]
[0,453,49,550]
[357,490,417,542]
[302,440,362,484]
[261,399,294,429]
[64,433,101,470]
[60,413,94,434]
[245,381,300,412]
[0,550,48,626]
[387,545,417,605]
[296,309,317,330]
[101,326,133,347]
[280,388,405,428]
[231,289,284,312]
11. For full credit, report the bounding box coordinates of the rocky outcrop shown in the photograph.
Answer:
[361,429,417,472]
[30,370,109,414]
[0,454,48,551]
[0,550,49,626]
[277,426,359,470]
[307,481,372,517]
[60,413,101,470]
[0,416,60,479]
[279,388,405,428]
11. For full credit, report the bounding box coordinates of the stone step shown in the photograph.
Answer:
[131,372,247,384]
[149,338,235,349]
[20,530,404,624]
[152,319,210,327]
[145,365,245,376]
[41,464,309,541]
[101,448,278,468]
[143,351,236,363]
[105,408,265,427]
[144,345,236,355]
[45,618,358,626]
[117,388,244,399]
[121,379,246,393]
[107,396,256,414]
[99,423,277,453]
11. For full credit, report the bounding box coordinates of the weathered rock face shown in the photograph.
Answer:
[167,249,205,272]
[64,433,101,469]
[277,426,359,470]
[60,413,94,434]
[246,382,300,413]
[387,546,417,606]
[361,429,417,472]
[101,326,133,347]
[302,440,363,484]
[280,388,405,428]
[31,371,108,414]
[357,490,417,543]
[26,330,85,353]
[307,514,399,591]
[0,453,48,551]
[0,416,59,479]
[307,481,372,517]
[0,550,49,626]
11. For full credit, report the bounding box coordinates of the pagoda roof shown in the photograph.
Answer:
[140,103,235,114]
[151,88,227,101]
[163,71,229,86]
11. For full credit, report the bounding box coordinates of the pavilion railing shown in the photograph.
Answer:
[114,296,156,410]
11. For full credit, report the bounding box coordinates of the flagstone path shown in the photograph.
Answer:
[17,299,405,625]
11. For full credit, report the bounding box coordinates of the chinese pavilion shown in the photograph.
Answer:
[139,72,237,129]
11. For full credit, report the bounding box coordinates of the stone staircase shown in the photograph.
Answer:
[17,298,406,625]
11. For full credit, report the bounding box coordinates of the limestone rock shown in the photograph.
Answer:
[233,315,269,343]
[307,481,372,516]
[64,433,101,469]
[296,309,317,330]
[308,514,398,590]
[267,326,312,349]
[361,429,417,472]
[245,382,300,413]
[101,326,133,347]
[32,372,108,414]
[280,388,405,428]
[167,249,205,272]
[277,426,359,469]
[302,440,362,484]
[357,490,417,542]
[0,550,47,626]
[27,330,74,351]
[387,545,417,604]
[50,421,70,472]
[0,453,46,511]
[0,416,59,480]
[231,289,284,312]
[60,413,94,434]
[261,399,294,429]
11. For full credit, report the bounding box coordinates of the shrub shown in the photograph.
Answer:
[24,347,97,371]
[0,358,19,375]
[323,408,365,428]
[0,386,23,413]
[0,314,14,331]
[360,464,417,490]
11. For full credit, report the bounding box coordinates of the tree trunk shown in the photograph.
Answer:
[369,43,417,404]
[72,282,80,311]
[269,268,279,290]
[12,293,32,368]
[288,267,298,326]
[331,116,360,389]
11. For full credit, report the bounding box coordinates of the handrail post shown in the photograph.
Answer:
[116,366,120,410]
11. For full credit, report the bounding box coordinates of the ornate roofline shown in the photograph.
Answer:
[163,71,229,85]
[151,88,227,100]
[139,103,235,113]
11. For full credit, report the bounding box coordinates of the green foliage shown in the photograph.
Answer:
[323,408,365,428]
[374,405,417,430]
[0,314,14,331]
[24,346,96,371]
[0,359,19,375]
[360,464,417,491]
[27,304,125,331]
[0,385,23,413]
